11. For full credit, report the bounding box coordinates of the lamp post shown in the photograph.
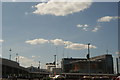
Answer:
[87,43,91,79]
[54,55,56,68]
[39,61,40,80]
[39,61,40,69]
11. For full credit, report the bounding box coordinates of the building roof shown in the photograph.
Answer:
[0,58,28,72]
[90,54,112,60]
[62,58,87,61]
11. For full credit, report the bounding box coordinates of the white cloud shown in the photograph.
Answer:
[92,27,99,32]
[0,40,4,43]
[77,24,89,31]
[76,23,102,32]
[77,24,83,28]
[64,41,73,45]
[33,0,92,16]
[92,26,101,32]
[77,24,88,28]
[51,39,97,50]
[65,43,96,50]
[50,39,66,45]
[25,38,49,45]
[82,27,88,31]
[26,38,96,50]
[97,16,119,22]
[18,56,38,67]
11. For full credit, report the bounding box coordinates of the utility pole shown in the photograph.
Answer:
[9,48,12,60]
[39,61,40,69]
[54,55,56,68]
[116,58,119,74]
[88,43,91,79]
[39,61,40,80]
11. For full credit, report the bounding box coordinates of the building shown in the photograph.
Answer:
[46,63,62,74]
[61,58,87,73]
[61,54,114,74]
[90,54,114,74]
[1,58,28,78]
[46,63,56,72]
[1,58,49,79]
[52,68,62,74]
[27,66,49,79]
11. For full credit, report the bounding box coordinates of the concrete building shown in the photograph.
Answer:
[61,58,87,73]
[1,58,49,79]
[27,66,50,79]
[46,63,56,72]
[1,58,28,78]
[61,54,114,74]
[46,63,62,74]
[90,54,114,74]
[52,68,62,74]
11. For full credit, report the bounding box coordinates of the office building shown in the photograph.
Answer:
[61,54,113,74]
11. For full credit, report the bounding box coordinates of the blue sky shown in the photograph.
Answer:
[2,2,119,68]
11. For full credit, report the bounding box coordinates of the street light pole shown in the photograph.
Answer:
[39,61,40,80]
[88,43,91,79]
[39,61,40,69]
[54,55,56,68]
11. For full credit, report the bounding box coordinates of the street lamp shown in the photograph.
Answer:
[87,43,91,79]
[54,55,56,68]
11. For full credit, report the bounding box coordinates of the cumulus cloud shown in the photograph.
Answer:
[97,16,119,22]
[50,39,66,45]
[33,0,92,16]
[77,24,89,31]
[77,24,88,28]
[92,25,101,32]
[18,56,38,67]
[65,43,96,50]
[0,40,4,43]
[50,39,73,46]
[26,38,96,50]
[50,39,96,50]
[25,38,49,45]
